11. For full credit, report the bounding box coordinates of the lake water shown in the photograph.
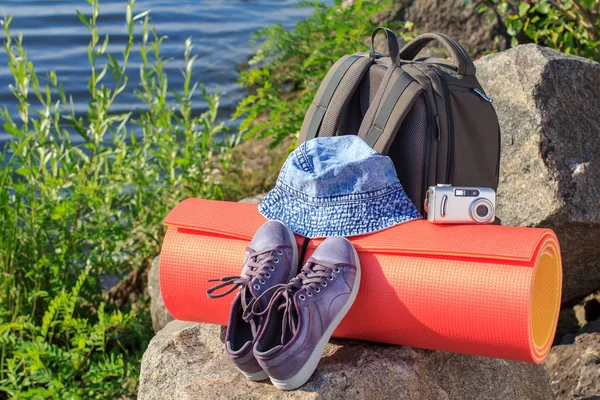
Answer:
[0,0,323,144]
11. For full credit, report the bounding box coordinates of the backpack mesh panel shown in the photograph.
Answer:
[319,58,372,137]
[338,88,363,136]
[338,63,387,136]
[360,64,386,115]
[357,64,396,141]
[387,93,429,213]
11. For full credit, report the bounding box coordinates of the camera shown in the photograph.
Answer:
[425,184,496,224]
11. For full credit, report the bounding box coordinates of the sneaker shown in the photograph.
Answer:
[252,236,361,390]
[206,220,298,381]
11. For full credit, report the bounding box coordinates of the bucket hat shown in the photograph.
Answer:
[259,136,421,238]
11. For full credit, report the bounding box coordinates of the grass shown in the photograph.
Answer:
[474,0,600,61]
[233,0,415,147]
[0,0,234,397]
[2,0,599,397]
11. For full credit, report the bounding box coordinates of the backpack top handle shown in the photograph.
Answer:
[399,32,476,76]
[369,27,400,66]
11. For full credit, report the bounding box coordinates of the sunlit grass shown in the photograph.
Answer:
[0,0,232,396]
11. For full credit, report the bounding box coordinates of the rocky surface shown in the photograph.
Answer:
[395,0,506,57]
[545,332,600,399]
[475,44,600,305]
[545,290,600,399]
[139,320,554,400]
[361,0,506,59]
[238,194,266,204]
[148,256,174,333]
[143,45,600,398]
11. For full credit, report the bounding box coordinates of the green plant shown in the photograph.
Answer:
[234,0,415,147]
[475,0,600,60]
[0,0,232,397]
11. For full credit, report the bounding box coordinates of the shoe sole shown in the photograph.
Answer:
[269,238,361,390]
[239,220,298,382]
[242,369,269,381]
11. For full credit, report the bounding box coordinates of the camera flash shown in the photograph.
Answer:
[455,189,465,196]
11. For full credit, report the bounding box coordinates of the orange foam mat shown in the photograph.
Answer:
[160,199,563,363]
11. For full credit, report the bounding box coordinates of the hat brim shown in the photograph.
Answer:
[258,185,422,238]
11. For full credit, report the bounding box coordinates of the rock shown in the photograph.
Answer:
[584,298,600,323]
[544,332,600,399]
[149,256,174,333]
[399,0,507,58]
[239,194,266,204]
[558,291,600,345]
[475,44,600,305]
[363,0,507,59]
[139,320,554,400]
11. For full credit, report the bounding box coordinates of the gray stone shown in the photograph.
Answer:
[396,0,507,58]
[238,194,266,204]
[361,0,507,59]
[475,44,600,305]
[149,256,174,333]
[139,320,554,400]
[544,332,600,399]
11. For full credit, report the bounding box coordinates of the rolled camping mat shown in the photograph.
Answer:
[159,198,562,363]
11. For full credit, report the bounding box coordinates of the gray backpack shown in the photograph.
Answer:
[298,28,500,214]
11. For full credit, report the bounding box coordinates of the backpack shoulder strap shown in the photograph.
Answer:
[358,65,424,153]
[298,54,373,143]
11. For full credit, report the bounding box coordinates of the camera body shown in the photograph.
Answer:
[425,184,496,224]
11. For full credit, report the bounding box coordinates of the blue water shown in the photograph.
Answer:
[0,0,322,144]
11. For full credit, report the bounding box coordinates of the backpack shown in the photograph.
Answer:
[297,28,501,214]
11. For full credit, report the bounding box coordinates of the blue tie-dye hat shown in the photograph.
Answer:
[259,136,421,238]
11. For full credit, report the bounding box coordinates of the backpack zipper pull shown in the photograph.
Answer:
[435,115,441,140]
[473,88,493,103]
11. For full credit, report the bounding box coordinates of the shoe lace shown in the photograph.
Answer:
[206,246,283,326]
[244,257,339,344]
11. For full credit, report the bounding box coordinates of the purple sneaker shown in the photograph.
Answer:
[206,220,298,381]
[251,236,361,390]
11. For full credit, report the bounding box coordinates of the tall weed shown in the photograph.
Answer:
[234,0,415,147]
[474,0,600,60]
[0,0,231,397]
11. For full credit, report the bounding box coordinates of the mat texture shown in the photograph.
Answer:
[160,199,562,363]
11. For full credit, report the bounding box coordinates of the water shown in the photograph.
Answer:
[0,0,322,144]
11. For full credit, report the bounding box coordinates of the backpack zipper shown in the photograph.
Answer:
[473,88,493,103]
[423,96,434,213]
[431,66,454,184]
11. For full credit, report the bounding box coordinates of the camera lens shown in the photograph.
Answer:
[476,204,489,217]
[469,198,494,223]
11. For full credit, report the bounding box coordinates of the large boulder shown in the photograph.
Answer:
[475,44,600,305]
[148,256,174,333]
[238,194,266,204]
[544,331,600,399]
[545,291,600,399]
[361,0,507,59]
[139,320,554,400]
[394,0,507,58]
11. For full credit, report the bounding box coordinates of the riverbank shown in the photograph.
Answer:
[0,0,323,145]
[2,0,599,398]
